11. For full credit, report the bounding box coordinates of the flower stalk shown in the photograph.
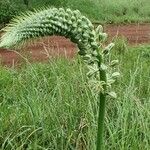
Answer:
[97,68,107,150]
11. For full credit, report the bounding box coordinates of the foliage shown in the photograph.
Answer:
[0,0,150,24]
[0,45,149,149]
[0,0,26,24]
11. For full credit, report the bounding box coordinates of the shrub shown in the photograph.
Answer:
[0,0,26,24]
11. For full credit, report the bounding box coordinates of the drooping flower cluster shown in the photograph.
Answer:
[0,8,97,52]
[0,8,119,97]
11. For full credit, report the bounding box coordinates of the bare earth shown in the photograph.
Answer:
[0,24,150,66]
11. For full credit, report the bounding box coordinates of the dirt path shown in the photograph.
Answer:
[105,23,150,44]
[0,23,150,66]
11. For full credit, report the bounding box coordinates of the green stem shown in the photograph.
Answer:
[96,55,107,150]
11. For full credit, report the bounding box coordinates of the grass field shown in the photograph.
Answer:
[0,44,150,149]
[1,0,150,24]
[60,0,150,23]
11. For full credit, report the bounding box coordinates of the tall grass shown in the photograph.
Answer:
[1,0,150,24]
[60,0,150,23]
[0,45,150,149]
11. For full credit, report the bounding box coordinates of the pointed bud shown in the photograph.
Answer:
[110,60,119,67]
[107,91,117,99]
[96,25,103,34]
[112,72,120,78]
[103,43,115,55]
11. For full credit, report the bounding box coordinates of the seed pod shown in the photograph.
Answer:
[112,72,120,78]
[103,43,115,55]
[99,33,107,42]
[110,60,119,67]
[96,25,103,34]
[107,91,117,99]
[91,42,98,49]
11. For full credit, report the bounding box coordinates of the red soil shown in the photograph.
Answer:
[105,23,150,44]
[0,24,150,67]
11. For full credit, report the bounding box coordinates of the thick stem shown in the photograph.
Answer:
[96,86,106,149]
[96,55,107,150]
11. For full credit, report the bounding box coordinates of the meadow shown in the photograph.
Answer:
[1,0,150,24]
[0,44,150,149]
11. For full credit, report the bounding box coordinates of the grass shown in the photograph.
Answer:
[62,0,150,24]
[0,44,150,149]
[1,0,150,24]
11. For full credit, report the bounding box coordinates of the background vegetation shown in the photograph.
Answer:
[0,0,150,149]
[0,0,150,24]
[0,45,150,149]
